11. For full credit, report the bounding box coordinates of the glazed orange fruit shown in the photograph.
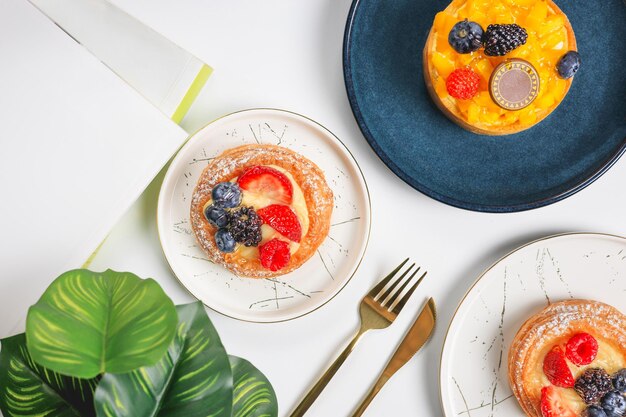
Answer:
[428,0,575,132]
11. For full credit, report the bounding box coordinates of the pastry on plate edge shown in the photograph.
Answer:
[508,299,626,417]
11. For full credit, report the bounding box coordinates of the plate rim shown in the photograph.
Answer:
[342,0,626,213]
[438,231,626,416]
[156,107,372,323]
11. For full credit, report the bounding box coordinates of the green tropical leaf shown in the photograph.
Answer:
[230,356,278,417]
[94,302,233,417]
[0,333,99,417]
[26,269,177,378]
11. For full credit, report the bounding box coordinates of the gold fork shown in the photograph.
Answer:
[290,259,427,417]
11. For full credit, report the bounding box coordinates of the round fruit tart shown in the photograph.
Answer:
[190,144,333,278]
[423,0,581,135]
[509,300,626,417]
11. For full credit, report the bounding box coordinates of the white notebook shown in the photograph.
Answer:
[28,0,212,123]
[0,0,189,337]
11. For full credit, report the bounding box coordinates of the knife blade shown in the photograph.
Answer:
[352,298,437,417]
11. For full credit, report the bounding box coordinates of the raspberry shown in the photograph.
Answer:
[257,204,302,242]
[566,333,598,366]
[543,346,575,388]
[259,238,291,271]
[446,68,480,100]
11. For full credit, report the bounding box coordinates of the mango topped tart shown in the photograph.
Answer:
[423,0,580,135]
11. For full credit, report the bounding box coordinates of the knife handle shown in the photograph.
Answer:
[351,374,391,417]
[351,298,436,417]
[290,329,367,417]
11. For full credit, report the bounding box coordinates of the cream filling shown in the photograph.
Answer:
[204,165,309,260]
[530,340,626,414]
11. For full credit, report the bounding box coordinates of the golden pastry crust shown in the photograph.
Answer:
[190,144,333,278]
[423,0,577,135]
[508,300,626,416]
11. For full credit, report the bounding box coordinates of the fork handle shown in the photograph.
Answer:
[290,329,366,417]
[351,374,391,417]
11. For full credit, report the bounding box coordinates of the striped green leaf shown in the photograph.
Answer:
[94,302,233,417]
[0,333,99,417]
[26,269,177,378]
[229,356,278,417]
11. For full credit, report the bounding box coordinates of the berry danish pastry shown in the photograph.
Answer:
[190,144,333,278]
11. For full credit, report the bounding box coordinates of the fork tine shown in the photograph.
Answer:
[368,258,409,298]
[378,263,416,303]
[391,270,427,315]
[381,265,420,308]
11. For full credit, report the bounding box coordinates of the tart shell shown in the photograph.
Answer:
[190,144,333,278]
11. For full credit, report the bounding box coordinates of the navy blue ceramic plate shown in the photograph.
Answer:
[344,0,626,212]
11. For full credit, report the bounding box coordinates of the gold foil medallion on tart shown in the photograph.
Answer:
[190,144,333,278]
[490,59,539,111]
[508,299,626,416]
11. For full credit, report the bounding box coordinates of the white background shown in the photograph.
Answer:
[89,0,626,416]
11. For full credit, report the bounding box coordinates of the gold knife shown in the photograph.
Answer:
[351,298,437,417]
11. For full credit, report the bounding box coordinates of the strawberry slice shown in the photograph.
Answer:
[543,346,575,388]
[540,386,576,417]
[259,238,291,271]
[237,166,293,205]
[257,204,302,242]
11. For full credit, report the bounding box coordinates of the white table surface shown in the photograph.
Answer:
[89,1,626,416]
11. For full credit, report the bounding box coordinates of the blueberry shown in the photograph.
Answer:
[613,370,626,394]
[448,19,484,54]
[215,229,236,253]
[557,50,581,79]
[204,205,230,228]
[584,405,609,417]
[601,391,626,417]
[212,182,242,208]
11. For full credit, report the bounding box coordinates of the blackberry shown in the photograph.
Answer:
[483,24,528,56]
[576,368,613,405]
[228,206,262,247]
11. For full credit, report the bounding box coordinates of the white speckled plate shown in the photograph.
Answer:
[440,233,626,416]
[157,109,371,323]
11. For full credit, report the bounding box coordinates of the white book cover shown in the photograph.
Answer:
[28,0,212,122]
[0,0,189,337]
